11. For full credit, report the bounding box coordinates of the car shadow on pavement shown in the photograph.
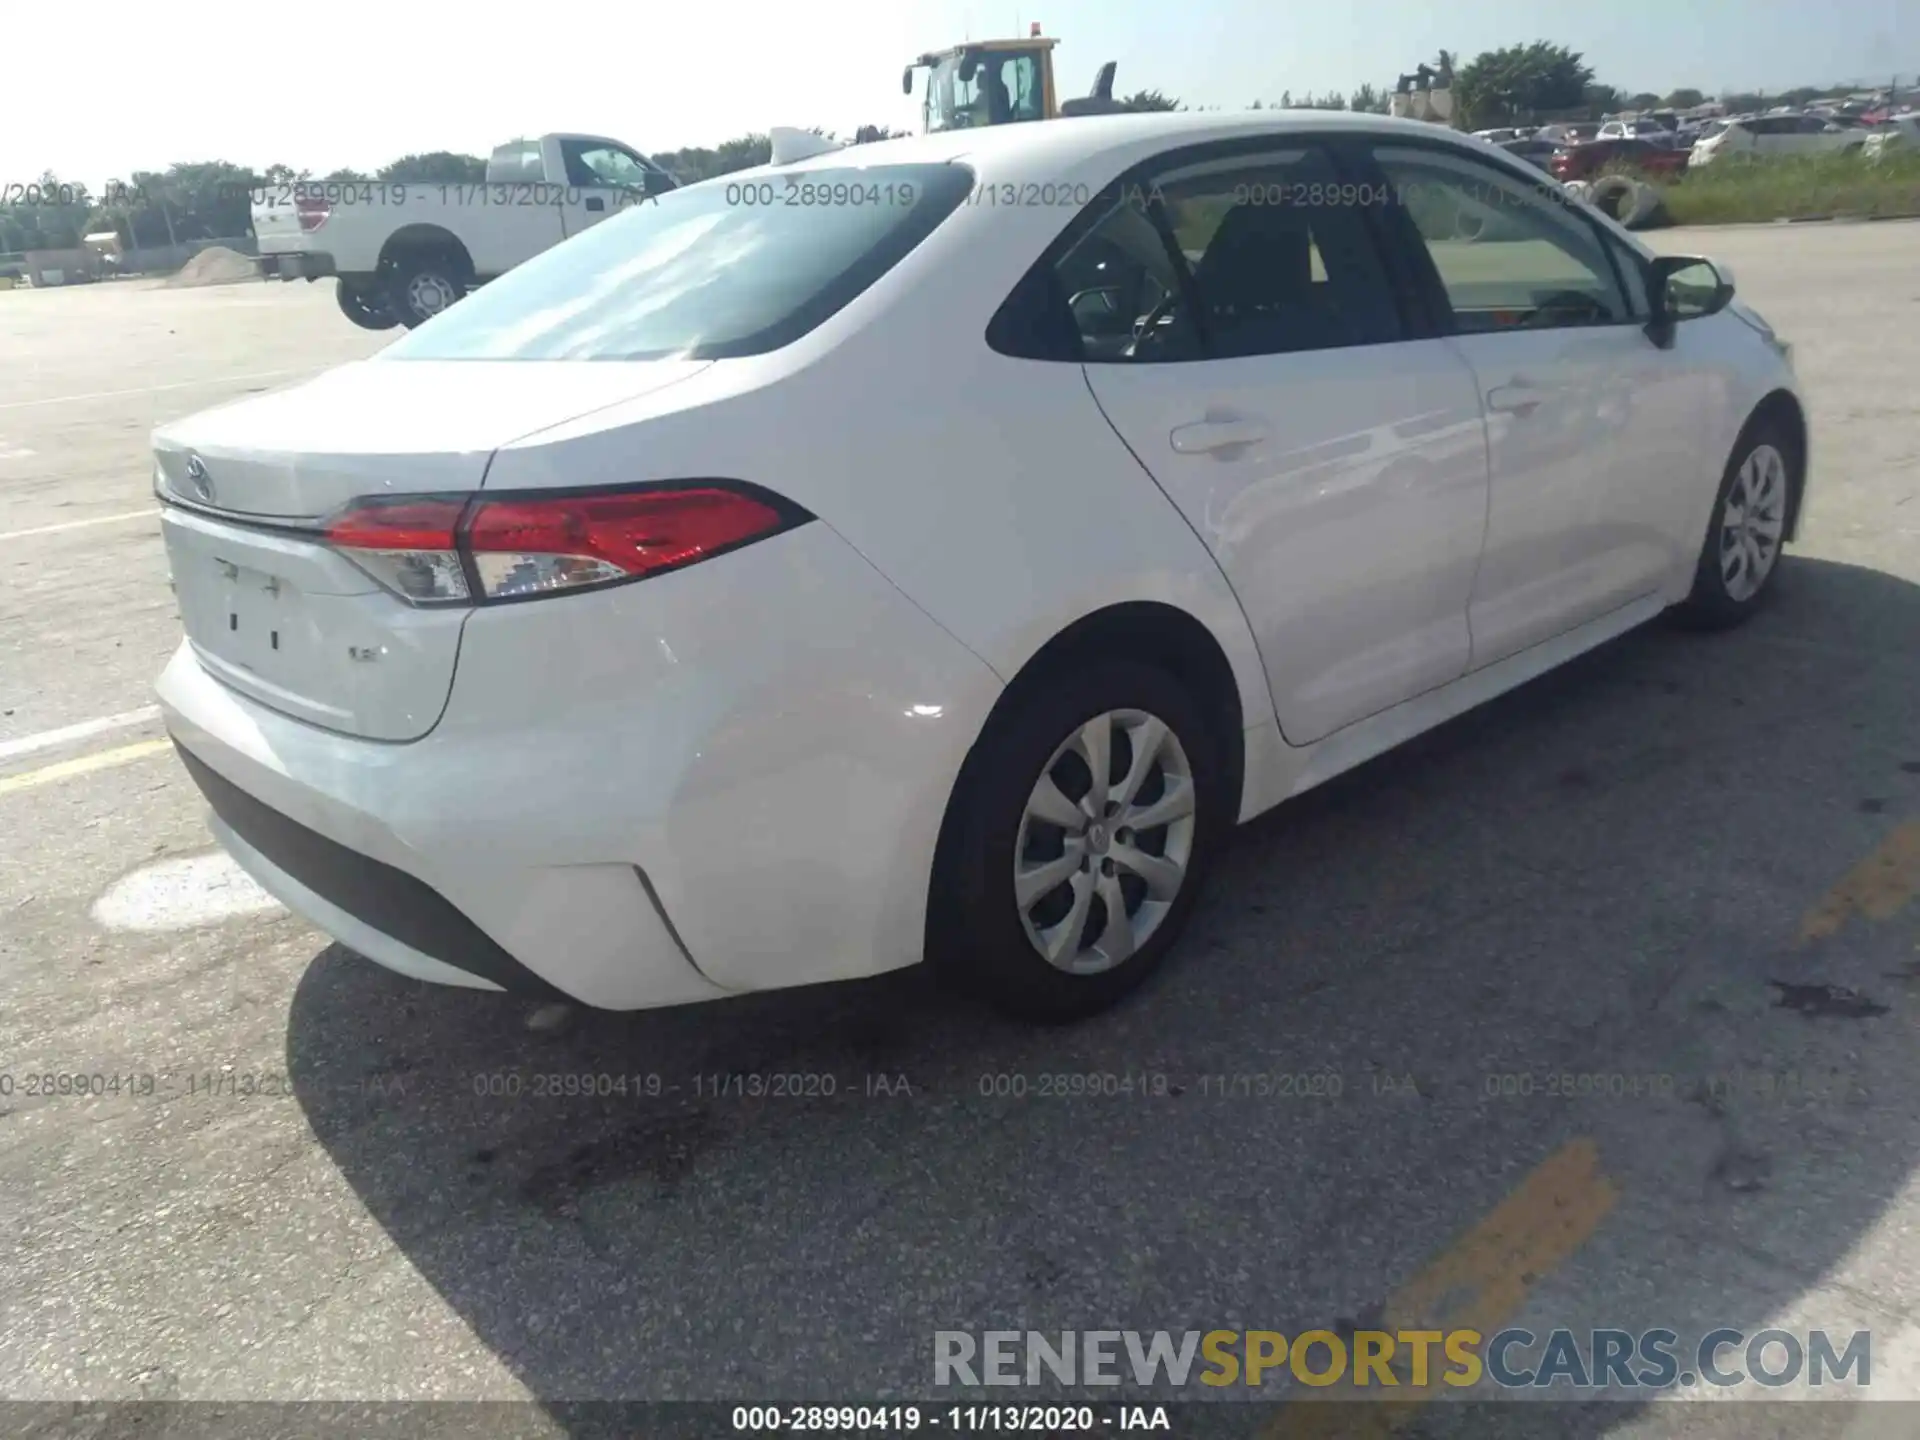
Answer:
[287,555,1920,1434]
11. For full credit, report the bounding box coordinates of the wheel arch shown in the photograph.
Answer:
[926,600,1248,959]
[377,225,475,280]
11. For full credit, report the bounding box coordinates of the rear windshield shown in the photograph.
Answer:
[382,162,973,362]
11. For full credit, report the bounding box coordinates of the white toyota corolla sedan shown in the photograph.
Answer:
[154,111,1806,1021]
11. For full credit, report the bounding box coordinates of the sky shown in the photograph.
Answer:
[6,0,1915,185]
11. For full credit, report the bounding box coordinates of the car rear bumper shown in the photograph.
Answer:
[157,521,1004,1009]
[162,656,724,1007]
[257,251,337,281]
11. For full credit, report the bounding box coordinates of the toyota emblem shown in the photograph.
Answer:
[185,455,213,502]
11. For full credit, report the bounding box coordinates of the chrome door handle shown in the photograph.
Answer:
[1170,418,1268,454]
[1487,384,1547,415]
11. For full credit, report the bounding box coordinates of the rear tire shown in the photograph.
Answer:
[387,253,466,328]
[335,279,398,331]
[931,659,1227,1022]
[1670,421,1797,630]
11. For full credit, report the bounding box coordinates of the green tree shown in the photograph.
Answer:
[1664,87,1706,110]
[1453,42,1595,128]
[1119,89,1181,111]
[1349,82,1386,114]
[320,168,372,183]
[652,134,773,184]
[1583,82,1625,116]
[376,152,487,183]
[1626,91,1662,111]
[0,170,93,252]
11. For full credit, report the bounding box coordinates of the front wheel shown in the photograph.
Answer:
[932,660,1227,1022]
[335,279,398,331]
[1671,424,1797,629]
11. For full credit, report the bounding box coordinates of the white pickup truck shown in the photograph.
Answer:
[253,133,678,330]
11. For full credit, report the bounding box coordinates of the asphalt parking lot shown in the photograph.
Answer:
[2,228,1919,1436]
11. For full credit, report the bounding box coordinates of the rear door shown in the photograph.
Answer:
[1066,138,1491,746]
[1364,141,1698,668]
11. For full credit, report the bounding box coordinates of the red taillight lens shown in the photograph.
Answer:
[296,195,332,232]
[323,485,805,606]
[324,496,469,603]
[464,487,788,600]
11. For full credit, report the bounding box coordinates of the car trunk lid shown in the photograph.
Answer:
[156,359,710,740]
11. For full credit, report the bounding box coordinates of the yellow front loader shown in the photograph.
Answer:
[903,26,1121,134]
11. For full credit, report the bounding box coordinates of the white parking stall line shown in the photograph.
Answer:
[0,509,158,542]
[0,369,304,411]
[0,706,163,764]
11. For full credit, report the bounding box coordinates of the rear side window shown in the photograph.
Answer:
[486,142,544,183]
[995,143,1403,363]
[385,163,973,361]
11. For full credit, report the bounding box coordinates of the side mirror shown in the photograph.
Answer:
[1645,254,1734,346]
[902,67,914,95]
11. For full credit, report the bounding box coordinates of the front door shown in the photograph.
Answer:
[1065,140,1491,745]
[1366,142,1692,668]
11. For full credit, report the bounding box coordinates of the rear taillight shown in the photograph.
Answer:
[323,484,808,607]
[296,195,332,232]
[325,496,472,603]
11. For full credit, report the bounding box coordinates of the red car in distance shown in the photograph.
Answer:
[1550,137,1690,182]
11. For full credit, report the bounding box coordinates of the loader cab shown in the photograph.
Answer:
[907,39,1057,133]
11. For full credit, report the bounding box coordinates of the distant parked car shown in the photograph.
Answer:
[1863,114,1920,160]
[1551,138,1690,182]
[1536,123,1602,146]
[1690,113,1869,165]
[1500,137,1560,171]
[1597,120,1675,142]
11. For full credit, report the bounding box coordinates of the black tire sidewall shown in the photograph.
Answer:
[938,659,1228,1022]
[336,280,398,331]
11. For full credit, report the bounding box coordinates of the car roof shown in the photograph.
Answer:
[756,110,1494,184]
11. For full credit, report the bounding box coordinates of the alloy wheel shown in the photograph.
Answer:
[1013,708,1196,975]
[1720,442,1788,602]
[406,272,457,318]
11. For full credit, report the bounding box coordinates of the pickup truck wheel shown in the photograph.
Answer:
[387,257,466,328]
[335,280,398,331]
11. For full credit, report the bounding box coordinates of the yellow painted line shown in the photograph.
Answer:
[0,738,173,797]
[1263,1139,1619,1439]
[1799,820,1920,943]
